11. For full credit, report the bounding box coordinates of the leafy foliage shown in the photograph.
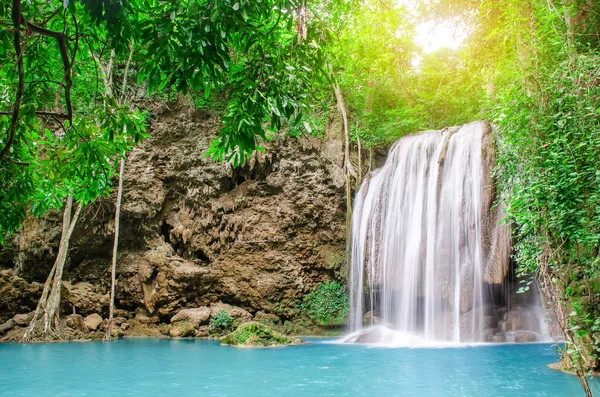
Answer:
[208,309,234,334]
[220,321,299,346]
[495,53,600,372]
[301,281,348,327]
[0,0,343,238]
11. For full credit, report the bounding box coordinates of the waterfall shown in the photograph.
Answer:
[344,122,549,346]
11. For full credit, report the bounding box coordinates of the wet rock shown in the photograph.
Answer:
[482,315,496,329]
[0,319,15,334]
[500,307,537,332]
[498,319,509,332]
[362,311,380,326]
[482,327,498,342]
[65,314,84,331]
[171,307,211,327]
[84,314,103,331]
[491,332,506,343]
[169,321,195,337]
[13,312,33,326]
[513,330,539,343]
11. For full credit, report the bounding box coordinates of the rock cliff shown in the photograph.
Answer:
[0,102,348,328]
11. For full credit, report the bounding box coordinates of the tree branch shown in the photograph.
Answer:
[0,0,25,159]
[21,12,75,122]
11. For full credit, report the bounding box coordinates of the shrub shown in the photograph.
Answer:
[301,281,349,327]
[208,310,233,334]
[220,322,300,346]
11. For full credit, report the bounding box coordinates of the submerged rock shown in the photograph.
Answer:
[220,322,300,347]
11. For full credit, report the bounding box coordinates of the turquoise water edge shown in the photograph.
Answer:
[1,339,598,397]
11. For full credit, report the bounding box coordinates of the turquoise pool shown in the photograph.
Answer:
[0,339,598,396]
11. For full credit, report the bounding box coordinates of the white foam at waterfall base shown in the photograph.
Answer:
[345,122,550,347]
[337,325,469,348]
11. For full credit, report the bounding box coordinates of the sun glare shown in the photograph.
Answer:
[396,0,468,54]
[415,21,467,53]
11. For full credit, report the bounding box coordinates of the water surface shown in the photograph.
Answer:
[0,339,597,396]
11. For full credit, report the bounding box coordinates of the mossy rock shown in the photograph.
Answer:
[220,322,301,347]
[169,320,195,337]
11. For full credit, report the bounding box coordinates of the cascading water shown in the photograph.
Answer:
[343,122,549,346]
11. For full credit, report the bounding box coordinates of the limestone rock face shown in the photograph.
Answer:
[254,311,281,325]
[0,103,347,327]
[62,282,108,316]
[84,314,103,331]
[0,270,41,323]
[135,311,160,324]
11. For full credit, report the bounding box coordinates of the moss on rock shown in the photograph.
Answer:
[220,322,301,347]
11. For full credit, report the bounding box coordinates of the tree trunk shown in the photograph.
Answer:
[333,83,355,232]
[23,195,82,341]
[104,156,126,341]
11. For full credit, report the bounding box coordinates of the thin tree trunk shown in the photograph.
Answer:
[333,83,355,233]
[23,195,82,341]
[104,42,134,341]
[104,156,126,341]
